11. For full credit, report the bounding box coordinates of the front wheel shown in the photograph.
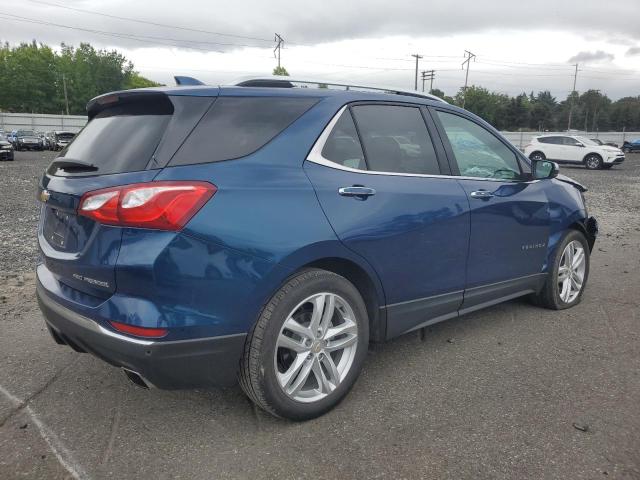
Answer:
[584,154,603,170]
[529,151,546,161]
[239,269,369,420]
[531,230,590,309]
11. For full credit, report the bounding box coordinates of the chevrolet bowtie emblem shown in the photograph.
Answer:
[40,190,51,202]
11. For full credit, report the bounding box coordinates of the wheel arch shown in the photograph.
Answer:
[277,242,387,342]
[582,151,602,163]
[301,257,386,342]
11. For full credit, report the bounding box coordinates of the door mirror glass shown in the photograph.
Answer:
[532,159,559,179]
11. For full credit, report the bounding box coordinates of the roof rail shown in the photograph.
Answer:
[232,76,447,103]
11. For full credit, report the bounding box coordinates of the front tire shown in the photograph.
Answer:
[532,230,590,309]
[584,154,603,170]
[529,151,546,161]
[239,269,369,420]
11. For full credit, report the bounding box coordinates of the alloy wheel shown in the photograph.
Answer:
[585,156,601,169]
[557,240,586,303]
[274,292,358,403]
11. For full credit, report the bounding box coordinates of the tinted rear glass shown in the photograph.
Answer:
[169,96,318,166]
[351,105,440,175]
[51,99,172,176]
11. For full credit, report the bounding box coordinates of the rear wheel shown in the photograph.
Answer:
[584,154,603,170]
[531,230,590,309]
[239,269,369,420]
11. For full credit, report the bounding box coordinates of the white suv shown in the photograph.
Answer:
[524,135,625,170]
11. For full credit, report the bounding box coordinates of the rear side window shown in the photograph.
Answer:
[52,98,173,176]
[351,105,440,175]
[170,96,318,166]
[321,110,366,170]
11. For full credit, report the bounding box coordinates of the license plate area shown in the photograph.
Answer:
[42,206,91,252]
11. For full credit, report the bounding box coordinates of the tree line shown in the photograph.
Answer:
[1,41,638,131]
[431,86,640,132]
[0,41,160,115]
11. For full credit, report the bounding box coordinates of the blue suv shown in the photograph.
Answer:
[36,78,598,420]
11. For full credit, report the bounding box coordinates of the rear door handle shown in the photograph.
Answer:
[338,186,376,198]
[469,190,494,199]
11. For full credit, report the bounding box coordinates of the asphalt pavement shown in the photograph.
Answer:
[1,151,639,479]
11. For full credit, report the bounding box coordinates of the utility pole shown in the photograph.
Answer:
[567,63,579,131]
[62,73,69,115]
[421,70,435,93]
[461,50,475,109]
[273,33,284,69]
[411,54,423,91]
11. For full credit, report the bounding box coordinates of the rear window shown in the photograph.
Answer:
[50,98,173,176]
[169,96,318,166]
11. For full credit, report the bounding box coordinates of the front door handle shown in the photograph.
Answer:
[338,186,376,198]
[469,190,494,199]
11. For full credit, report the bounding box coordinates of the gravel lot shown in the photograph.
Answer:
[1,150,639,479]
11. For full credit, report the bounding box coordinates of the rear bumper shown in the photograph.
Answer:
[37,281,246,389]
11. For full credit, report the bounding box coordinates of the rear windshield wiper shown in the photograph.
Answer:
[49,158,98,173]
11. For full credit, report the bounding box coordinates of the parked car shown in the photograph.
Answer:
[36,78,597,420]
[622,139,640,153]
[7,130,18,146]
[0,133,15,161]
[590,138,618,148]
[14,129,44,151]
[51,131,76,150]
[524,134,625,169]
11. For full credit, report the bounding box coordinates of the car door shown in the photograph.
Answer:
[561,136,585,162]
[304,103,470,338]
[431,108,550,314]
[537,136,563,161]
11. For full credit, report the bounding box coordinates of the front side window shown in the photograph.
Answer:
[351,105,440,175]
[436,111,521,180]
[321,109,365,170]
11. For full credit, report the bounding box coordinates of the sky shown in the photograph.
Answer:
[1,0,639,100]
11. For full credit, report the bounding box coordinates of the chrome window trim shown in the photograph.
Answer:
[306,105,537,184]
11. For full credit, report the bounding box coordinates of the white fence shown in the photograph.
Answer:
[1,112,638,149]
[0,112,87,133]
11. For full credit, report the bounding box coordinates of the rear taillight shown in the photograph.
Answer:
[78,181,216,231]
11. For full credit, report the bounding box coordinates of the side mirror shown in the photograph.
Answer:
[532,159,559,180]
[576,143,584,147]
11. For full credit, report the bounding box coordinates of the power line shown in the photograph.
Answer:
[24,0,273,43]
[0,12,223,52]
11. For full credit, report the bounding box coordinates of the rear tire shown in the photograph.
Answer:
[239,269,369,421]
[531,230,590,310]
[584,154,603,170]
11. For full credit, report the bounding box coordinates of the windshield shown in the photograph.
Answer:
[17,130,35,137]
[57,133,75,140]
[575,136,598,146]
